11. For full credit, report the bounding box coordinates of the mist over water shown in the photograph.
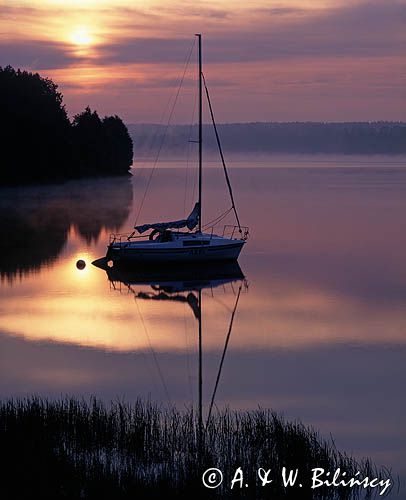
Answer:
[0,156,405,495]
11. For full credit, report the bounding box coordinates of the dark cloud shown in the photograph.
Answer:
[0,40,86,70]
[0,5,43,19]
[97,37,195,65]
[1,1,404,71]
[255,6,308,16]
[95,1,405,65]
[158,4,230,19]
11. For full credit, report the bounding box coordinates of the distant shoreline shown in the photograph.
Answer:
[132,153,406,169]
[128,122,406,156]
[129,120,406,126]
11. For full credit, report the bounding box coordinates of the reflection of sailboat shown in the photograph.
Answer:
[106,34,248,265]
[102,260,244,291]
[95,258,246,437]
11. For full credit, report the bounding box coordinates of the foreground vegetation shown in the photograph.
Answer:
[0,397,383,499]
[0,66,133,185]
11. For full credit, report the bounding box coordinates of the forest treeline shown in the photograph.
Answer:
[0,66,133,185]
[129,121,406,156]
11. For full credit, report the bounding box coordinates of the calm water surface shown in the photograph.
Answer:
[1,157,405,491]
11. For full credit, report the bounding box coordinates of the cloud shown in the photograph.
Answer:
[0,40,86,70]
[96,37,195,65]
[93,1,405,65]
[157,3,230,19]
[1,1,405,71]
[1,0,404,121]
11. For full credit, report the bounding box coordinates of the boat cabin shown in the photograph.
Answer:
[150,229,212,246]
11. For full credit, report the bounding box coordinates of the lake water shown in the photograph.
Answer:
[1,156,405,495]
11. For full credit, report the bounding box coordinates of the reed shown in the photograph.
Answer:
[0,397,382,499]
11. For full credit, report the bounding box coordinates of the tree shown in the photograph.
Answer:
[0,66,134,185]
[71,108,133,177]
[71,106,104,177]
[0,65,71,184]
[102,115,133,175]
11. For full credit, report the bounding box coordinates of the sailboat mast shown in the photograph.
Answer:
[196,33,202,232]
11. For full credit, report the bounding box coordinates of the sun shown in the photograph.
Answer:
[69,27,93,47]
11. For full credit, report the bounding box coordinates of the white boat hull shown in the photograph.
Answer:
[107,235,245,264]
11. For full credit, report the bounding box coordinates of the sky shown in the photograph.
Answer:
[1,0,405,123]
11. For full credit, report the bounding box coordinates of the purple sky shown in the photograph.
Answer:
[1,0,405,122]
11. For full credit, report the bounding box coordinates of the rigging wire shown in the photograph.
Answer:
[183,86,198,217]
[131,68,181,217]
[201,289,235,314]
[202,73,242,232]
[134,296,172,407]
[119,284,161,396]
[202,207,233,230]
[134,38,196,227]
[206,284,242,425]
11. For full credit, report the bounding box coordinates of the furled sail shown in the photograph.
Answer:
[135,202,200,234]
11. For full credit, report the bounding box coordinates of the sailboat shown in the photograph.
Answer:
[106,34,248,265]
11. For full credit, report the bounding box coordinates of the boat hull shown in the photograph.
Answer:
[106,240,245,264]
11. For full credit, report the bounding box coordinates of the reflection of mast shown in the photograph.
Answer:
[128,282,242,447]
[198,289,203,451]
[132,280,244,447]
[99,259,246,448]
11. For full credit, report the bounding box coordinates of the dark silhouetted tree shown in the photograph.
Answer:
[71,109,133,177]
[0,65,71,184]
[0,66,134,185]
[102,115,133,175]
[71,106,104,177]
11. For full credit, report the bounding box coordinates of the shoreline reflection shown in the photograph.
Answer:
[0,176,132,281]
